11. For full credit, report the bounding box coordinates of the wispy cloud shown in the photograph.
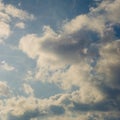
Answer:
[0,61,15,71]
[22,83,34,96]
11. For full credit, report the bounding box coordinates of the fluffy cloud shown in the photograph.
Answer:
[19,0,120,87]
[96,40,120,89]
[0,0,35,43]
[0,11,10,22]
[19,34,41,59]
[16,1,120,119]
[0,81,11,97]
[63,14,105,36]
[0,2,34,21]
[90,0,120,24]
[0,21,11,42]
[0,91,119,120]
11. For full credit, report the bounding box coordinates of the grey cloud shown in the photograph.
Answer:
[96,40,120,89]
[50,89,120,113]
[41,29,99,64]
[1,89,119,120]
[49,105,65,115]
[69,97,120,112]
[19,0,120,90]
[17,1,120,119]
[8,109,40,120]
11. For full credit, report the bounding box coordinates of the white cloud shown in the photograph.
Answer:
[22,83,34,96]
[63,14,105,36]
[0,12,10,22]
[0,96,38,117]
[96,40,120,89]
[19,22,99,90]
[17,2,120,118]
[0,21,11,40]
[24,70,34,81]
[0,61,15,71]
[90,0,120,24]
[19,0,120,91]
[71,84,105,104]
[0,0,119,119]
[0,0,35,43]
[15,22,25,29]
[4,4,35,20]
[19,34,41,59]
[0,81,10,97]
[0,91,119,120]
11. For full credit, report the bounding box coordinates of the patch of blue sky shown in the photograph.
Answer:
[113,25,120,39]
[3,0,96,32]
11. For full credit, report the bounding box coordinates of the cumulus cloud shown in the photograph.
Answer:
[24,70,34,81]
[0,21,11,41]
[96,40,120,89]
[14,0,120,119]
[0,11,10,22]
[0,81,11,97]
[0,0,35,43]
[19,0,119,91]
[0,90,119,120]
[90,0,120,24]
[3,3,35,21]
[19,25,98,88]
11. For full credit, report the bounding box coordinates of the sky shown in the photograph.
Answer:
[0,0,120,120]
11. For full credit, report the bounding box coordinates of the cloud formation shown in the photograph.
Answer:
[19,0,120,90]
[0,0,120,120]
[22,83,34,96]
[0,61,15,71]
[0,0,35,43]
[0,90,119,120]
[18,1,120,119]
[15,22,25,29]
[0,81,10,97]
[96,40,120,89]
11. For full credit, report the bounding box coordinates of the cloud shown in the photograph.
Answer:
[15,1,120,119]
[22,83,34,96]
[4,4,35,21]
[24,70,34,80]
[63,14,105,36]
[0,81,11,97]
[19,25,98,89]
[0,11,10,22]
[15,22,25,29]
[8,109,40,120]
[0,90,119,120]
[19,34,41,59]
[96,40,120,89]
[0,21,11,41]
[19,0,120,90]
[0,61,15,71]
[49,105,65,115]
[90,0,120,24]
[0,0,35,43]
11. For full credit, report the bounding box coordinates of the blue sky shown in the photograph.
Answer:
[0,0,120,120]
